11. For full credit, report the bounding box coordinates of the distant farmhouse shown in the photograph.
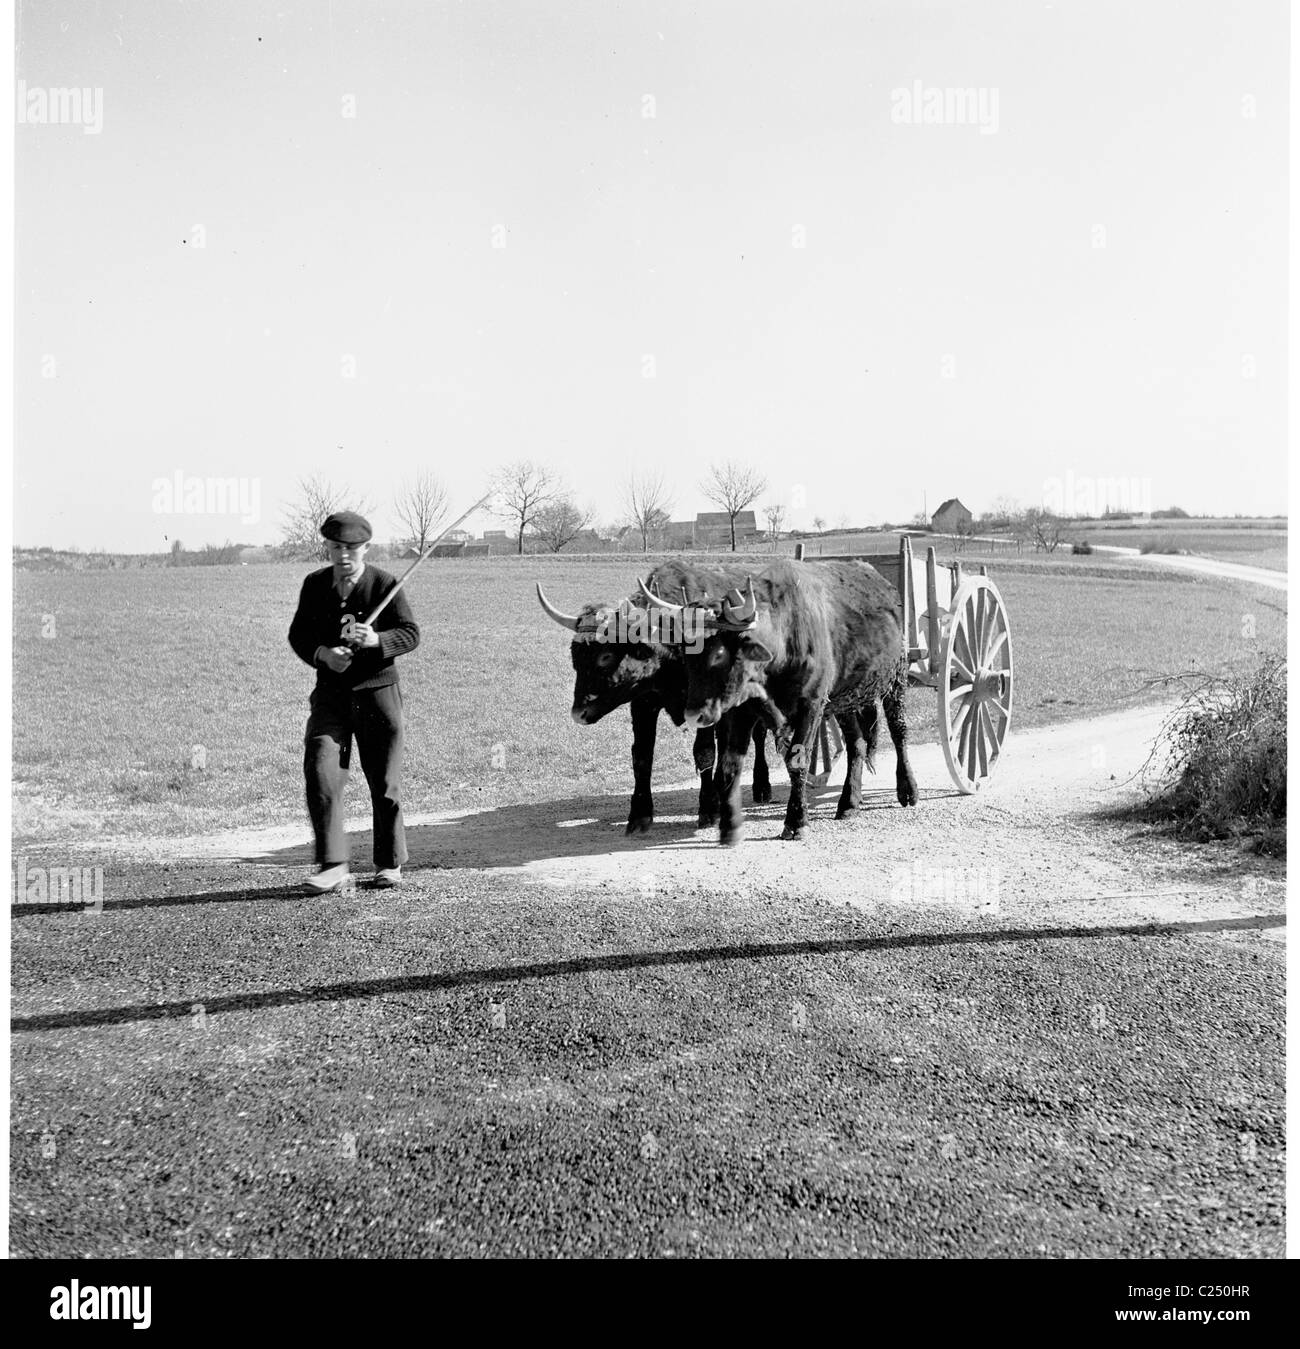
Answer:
[431,539,490,558]
[694,510,758,549]
[930,497,973,534]
[661,511,762,550]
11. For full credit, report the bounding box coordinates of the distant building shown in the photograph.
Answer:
[656,512,765,550]
[694,510,759,549]
[665,520,697,550]
[476,528,516,555]
[930,498,973,534]
[430,538,486,558]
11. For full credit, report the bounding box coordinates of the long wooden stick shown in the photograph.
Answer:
[362,491,494,625]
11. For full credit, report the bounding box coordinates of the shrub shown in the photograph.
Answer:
[1143,654,1286,854]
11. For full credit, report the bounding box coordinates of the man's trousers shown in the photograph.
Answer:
[303,682,407,869]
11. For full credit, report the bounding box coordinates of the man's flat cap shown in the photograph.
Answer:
[320,511,372,544]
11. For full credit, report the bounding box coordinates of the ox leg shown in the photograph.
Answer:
[751,724,772,804]
[626,698,659,835]
[884,682,919,807]
[693,728,719,828]
[715,709,757,847]
[780,704,822,841]
[835,708,869,819]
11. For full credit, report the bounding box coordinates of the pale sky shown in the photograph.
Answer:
[14,0,1289,551]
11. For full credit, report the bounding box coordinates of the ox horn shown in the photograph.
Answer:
[722,579,757,626]
[536,582,582,632]
[638,578,686,612]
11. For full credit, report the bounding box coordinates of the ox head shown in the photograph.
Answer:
[536,583,665,724]
[639,578,774,729]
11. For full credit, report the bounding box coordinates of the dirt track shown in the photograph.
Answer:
[1091,545,1288,593]
[79,700,1283,936]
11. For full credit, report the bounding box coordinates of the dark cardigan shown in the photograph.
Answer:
[288,565,420,691]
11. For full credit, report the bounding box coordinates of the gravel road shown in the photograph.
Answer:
[11,703,1285,1258]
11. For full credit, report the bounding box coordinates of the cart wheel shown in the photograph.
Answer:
[808,713,844,787]
[938,577,1013,793]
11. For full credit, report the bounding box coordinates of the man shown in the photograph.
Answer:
[288,511,420,892]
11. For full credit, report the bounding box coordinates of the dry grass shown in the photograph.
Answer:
[1137,655,1287,855]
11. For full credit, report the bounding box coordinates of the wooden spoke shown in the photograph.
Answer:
[963,595,980,655]
[957,704,976,766]
[950,652,976,684]
[979,704,997,767]
[954,618,977,672]
[972,588,988,653]
[950,696,974,742]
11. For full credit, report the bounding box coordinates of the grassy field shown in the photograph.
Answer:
[788,518,1288,572]
[11,556,1286,842]
[1052,518,1287,571]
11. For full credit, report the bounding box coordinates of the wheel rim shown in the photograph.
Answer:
[938,578,1013,793]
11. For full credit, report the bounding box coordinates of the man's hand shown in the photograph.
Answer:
[317,645,354,673]
[350,622,381,649]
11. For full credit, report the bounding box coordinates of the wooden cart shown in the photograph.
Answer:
[805,536,1015,793]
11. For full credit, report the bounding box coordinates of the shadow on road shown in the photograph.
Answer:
[253,782,954,869]
[10,884,307,918]
[33,781,956,889]
[12,912,1285,1033]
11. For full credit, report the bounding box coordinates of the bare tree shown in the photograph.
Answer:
[983,495,1020,529]
[393,470,449,554]
[763,502,786,550]
[624,471,674,553]
[812,515,827,533]
[280,474,375,559]
[493,460,558,554]
[700,461,768,551]
[533,495,594,553]
[1021,507,1067,553]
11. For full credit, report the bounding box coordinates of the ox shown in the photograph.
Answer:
[642,559,918,845]
[536,559,781,833]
